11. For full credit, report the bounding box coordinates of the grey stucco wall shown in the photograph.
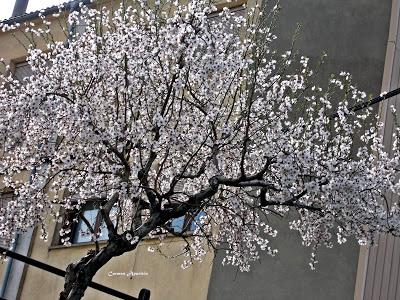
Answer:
[207,1,392,300]
[272,0,391,95]
[208,215,359,300]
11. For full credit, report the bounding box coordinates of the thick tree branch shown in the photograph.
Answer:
[100,193,119,239]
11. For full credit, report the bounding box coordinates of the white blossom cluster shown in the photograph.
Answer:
[0,0,399,272]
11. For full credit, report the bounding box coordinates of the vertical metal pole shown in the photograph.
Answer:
[138,289,151,300]
[12,0,29,17]
[0,234,19,298]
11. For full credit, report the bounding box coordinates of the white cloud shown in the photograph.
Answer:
[27,0,68,13]
[0,0,70,21]
[0,2,15,21]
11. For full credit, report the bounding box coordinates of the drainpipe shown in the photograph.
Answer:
[68,0,82,38]
[0,233,20,298]
[12,0,29,17]
[0,2,27,290]
[0,0,82,296]
[0,166,35,298]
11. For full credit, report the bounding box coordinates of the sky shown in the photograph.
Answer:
[0,0,69,21]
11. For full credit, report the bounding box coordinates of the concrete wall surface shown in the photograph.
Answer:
[208,214,359,300]
[272,0,391,96]
[207,1,392,300]
[361,1,400,299]
[19,225,213,300]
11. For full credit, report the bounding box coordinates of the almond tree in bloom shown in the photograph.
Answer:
[0,0,399,299]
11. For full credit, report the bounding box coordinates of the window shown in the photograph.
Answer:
[0,61,33,156]
[14,61,33,82]
[75,15,87,37]
[0,191,13,212]
[167,211,206,234]
[72,202,103,243]
[208,4,246,32]
[155,181,206,235]
[0,191,15,246]
[57,201,117,245]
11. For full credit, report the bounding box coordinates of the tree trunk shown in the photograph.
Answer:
[59,211,167,299]
[59,237,136,300]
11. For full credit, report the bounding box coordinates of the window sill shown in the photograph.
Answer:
[144,231,196,239]
[48,234,194,251]
[48,240,108,251]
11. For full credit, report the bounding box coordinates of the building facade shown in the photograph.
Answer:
[0,0,398,299]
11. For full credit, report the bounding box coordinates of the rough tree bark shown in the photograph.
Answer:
[57,174,317,299]
[57,176,221,299]
[59,240,125,300]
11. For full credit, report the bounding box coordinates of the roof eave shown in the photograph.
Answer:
[1,0,92,26]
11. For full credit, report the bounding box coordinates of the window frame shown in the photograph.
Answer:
[71,201,105,244]
[0,190,14,212]
[156,210,206,236]
[0,190,16,246]
[52,200,115,247]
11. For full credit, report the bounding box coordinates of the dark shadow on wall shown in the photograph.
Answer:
[271,0,391,96]
[207,213,359,300]
[207,1,391,299]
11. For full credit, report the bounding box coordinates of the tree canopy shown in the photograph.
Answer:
[0,0,399,299]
